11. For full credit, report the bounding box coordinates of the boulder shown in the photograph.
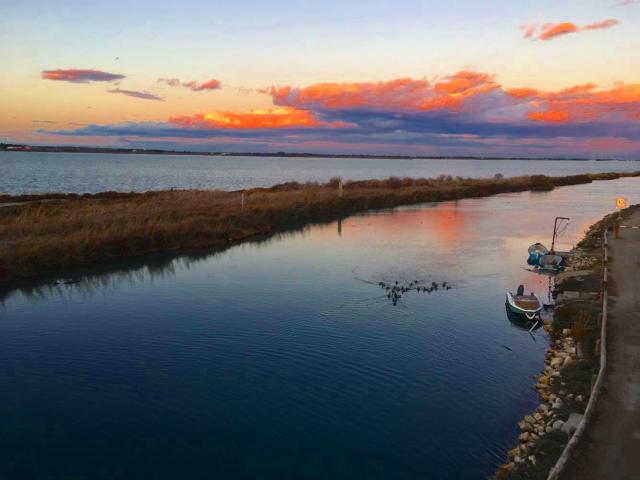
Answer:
[519,421,532,432]
[551,357,564,368]
[552,420,565,431]
[496,463,514,479]
[562,413,584,436]
[519,432,529,442]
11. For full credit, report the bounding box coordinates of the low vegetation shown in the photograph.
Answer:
[1,172,638,283]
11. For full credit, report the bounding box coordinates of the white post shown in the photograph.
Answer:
[338,180,343,198]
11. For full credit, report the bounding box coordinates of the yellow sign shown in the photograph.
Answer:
[616,197,627,209]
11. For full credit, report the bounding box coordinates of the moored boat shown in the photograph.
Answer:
[506,285,542,320]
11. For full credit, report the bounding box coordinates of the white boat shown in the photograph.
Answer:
[506,285,542,320]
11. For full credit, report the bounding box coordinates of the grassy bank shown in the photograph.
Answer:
[1,172,638,283]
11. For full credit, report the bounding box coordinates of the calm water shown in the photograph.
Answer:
[1,151,639,194]
[1,178,639,479]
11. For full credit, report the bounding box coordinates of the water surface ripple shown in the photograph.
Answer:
[1,178,639,479]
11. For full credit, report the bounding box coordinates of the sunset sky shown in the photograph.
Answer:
[2,0,640,157]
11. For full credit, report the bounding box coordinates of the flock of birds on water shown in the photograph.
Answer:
[378,280,452,305]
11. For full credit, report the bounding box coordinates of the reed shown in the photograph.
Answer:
[1,172,638,282]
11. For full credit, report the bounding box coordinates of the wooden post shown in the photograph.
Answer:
[338,180,343,198]
[241,192,245,210]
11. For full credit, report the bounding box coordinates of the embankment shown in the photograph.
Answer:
[494,203,640,480]
[1,172,638,283]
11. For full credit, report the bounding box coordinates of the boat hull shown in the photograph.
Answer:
[506,292,542,320]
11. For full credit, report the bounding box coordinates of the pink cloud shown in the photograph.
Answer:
[158,78,221,91]
[42,68,124,83]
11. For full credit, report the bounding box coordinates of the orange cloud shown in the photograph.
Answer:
[421,71,498,110]
[183,79,221,91]
[583,19,620,31]
[169,107,346,129]
[271,78,431,110]
[522,18,620,41]
[506,87,540,99]
[272,71,498,113]
[538,22,580,41]
[519,83,640,123]
[528,110,569,123]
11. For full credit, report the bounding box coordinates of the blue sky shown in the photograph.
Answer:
[1,0,639,157]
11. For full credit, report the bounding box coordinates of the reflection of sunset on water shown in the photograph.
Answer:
[308,201,483,253]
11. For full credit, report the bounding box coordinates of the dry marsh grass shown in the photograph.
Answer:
[1,172,638,282]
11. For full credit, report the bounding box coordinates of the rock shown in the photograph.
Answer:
[524,415,535,425]
[551,357,564,368]
[562,413,584,436]
[563,356,574,368]
[552,420,565,431]
[519,432,529,442]
[496,463,514,478]
[533,412,543,422]
[562,328,572,336]
[546,425,553,433]
[519,443,528,454]
[576,395,584,402]
[539,404,549,413]
[519,421,532,432]
[508,447,520,458]
[528,455,537,465]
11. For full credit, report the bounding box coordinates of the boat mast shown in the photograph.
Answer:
[551,217,570,253]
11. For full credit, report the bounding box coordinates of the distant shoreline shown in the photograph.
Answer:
[0,143,630,162]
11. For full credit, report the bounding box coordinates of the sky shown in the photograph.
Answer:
[1,0,640,158]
